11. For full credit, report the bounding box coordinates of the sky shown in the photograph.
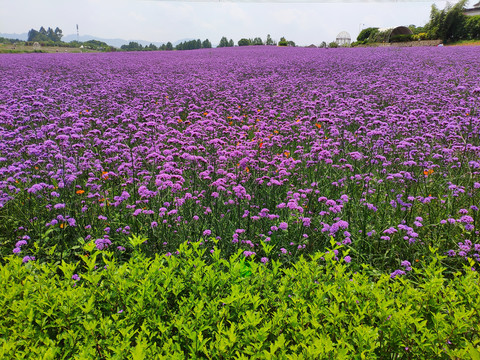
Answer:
[0,0,469,46]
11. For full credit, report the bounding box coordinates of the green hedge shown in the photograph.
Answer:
[1,240,480,359]
[390,34,414,43]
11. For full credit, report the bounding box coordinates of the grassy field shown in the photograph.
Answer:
[447,39,480,46]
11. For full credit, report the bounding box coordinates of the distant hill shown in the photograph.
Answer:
[0,32,28,41]
[61,34,167,48]
[0,33,194,48]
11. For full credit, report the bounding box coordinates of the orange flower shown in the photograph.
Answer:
[203,112,208,116]
[423,169,434,176]
[259,142,263,149]
[284,151,290,158]
[245,167,250,173]
[315,123,322,129]
[76,189,85,195]
[60,223,65,229]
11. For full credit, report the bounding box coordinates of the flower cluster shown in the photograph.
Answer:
[0,46,479,271]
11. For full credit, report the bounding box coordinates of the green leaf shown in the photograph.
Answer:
[240,260,252,278]
[467,343,480,360]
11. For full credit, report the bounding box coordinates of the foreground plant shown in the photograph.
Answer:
[1,240,479,359]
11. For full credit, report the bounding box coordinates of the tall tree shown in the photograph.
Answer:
[202,39,212,48]
[266,34,274,45]
[228,39,234,47]
[218,36,229,47]
[54,27,63,41]
[425,0,468,42]
[253,37,264,45]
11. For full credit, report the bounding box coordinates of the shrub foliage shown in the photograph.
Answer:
[1,240,479,359]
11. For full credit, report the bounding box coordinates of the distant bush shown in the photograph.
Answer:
[2,240,479,359]
[238,38,251,46]
[278,37,288,46]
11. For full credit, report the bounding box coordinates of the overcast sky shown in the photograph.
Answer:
[1,0,468,46]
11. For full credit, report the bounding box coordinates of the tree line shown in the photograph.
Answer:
[9,28,297,52]
[27,26,63,43]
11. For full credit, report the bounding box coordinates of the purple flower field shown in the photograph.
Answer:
[1,46,480,270]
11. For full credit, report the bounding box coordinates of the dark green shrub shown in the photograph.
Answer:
[390,34,414,43]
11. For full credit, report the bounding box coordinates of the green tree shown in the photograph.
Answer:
[166,42,173,50]
[146,43,158,51]
[27,26,63,42]
[408,24,426,35]
[218,36,229,47]
[266,34,274,45]
[465,15,480,39]
[238,38,251,46]
[328,41,338,48]
[319,41,327,48]
[356,27,379,42]
[84,39,109,50]
[54,27,63,41]
[27,29,48,42]
[120,41,143,51]
[228,39,234,47]
[425,0,468,42]
[278,37,288,46]
[253,37,264,45]
[287,40,296,47]
[202,39,212,48]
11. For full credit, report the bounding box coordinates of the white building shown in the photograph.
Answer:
[335,31,351,46]
[464,1,480,16]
